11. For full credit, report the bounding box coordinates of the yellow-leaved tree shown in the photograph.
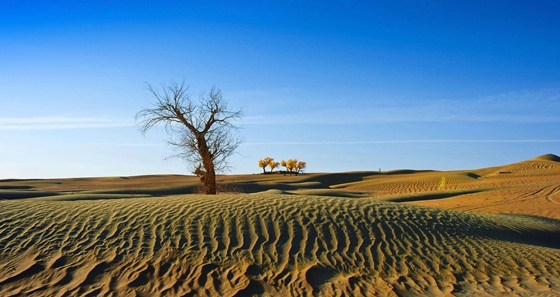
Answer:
[296,161,306,173]
[268,161,280,172]
[258,157,273,174]
[280,158,306,174]
[286,159,297,172]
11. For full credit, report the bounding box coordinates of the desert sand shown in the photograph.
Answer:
[1,154,560,296]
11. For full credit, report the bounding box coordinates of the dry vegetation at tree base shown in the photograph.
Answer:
[1,154,560,296]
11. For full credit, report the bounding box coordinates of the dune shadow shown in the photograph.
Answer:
[488,214,560,249]
[88,185,198,196]
[465,172,481,179]
[306,265,335,289]
[45,194,155,202]
[288,189,368,198]
[379,189,484,203]
[234,279,265,296]
[236,181,328,193]
[0,185,33,190]
[295,172,378,186]
[0,263,45,285]
[0,190,60,200]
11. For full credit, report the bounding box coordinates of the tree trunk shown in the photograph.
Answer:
[204,165,216,194]
[197,135,217,195]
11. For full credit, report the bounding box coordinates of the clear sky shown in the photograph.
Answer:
[1,1,560,178]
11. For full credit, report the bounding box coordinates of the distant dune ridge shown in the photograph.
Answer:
[1,155,560,296]
[532,153,560,162]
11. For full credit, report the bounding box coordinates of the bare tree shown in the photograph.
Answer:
[136,80,243,194]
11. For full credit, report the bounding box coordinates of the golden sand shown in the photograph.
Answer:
[1,155,559,296]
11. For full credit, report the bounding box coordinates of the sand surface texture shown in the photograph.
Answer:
[1,155,560,296]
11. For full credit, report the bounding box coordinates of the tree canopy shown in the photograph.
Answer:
[136,80,243,194]
[260,157,306,174]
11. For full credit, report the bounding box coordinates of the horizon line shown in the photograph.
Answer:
[242,139,560,145]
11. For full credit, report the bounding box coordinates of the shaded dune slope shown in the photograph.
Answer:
[1,194,560,296]
[532,154,560,162]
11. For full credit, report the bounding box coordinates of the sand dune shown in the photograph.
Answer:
[533,154,560,162]
[407,156,560,220]
[1,194,560,296]
[1,155,560,296]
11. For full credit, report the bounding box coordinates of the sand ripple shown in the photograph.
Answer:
[1,194,560,296]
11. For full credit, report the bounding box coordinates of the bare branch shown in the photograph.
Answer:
[136,79,244,194]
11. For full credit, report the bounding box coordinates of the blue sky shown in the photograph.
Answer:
[1,1,559,178]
